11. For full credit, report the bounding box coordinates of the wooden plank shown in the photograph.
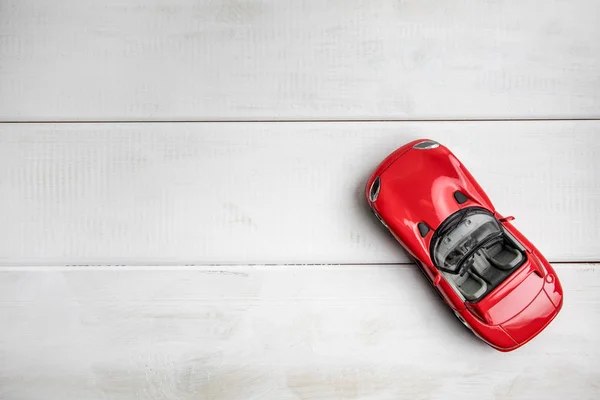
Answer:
[0,121,598,265]
[0,264,597,399]
[1,0,599,121]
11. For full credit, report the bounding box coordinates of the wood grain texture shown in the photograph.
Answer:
[1,0,599,121]
[0,264,598,400]
[0,121,598,265]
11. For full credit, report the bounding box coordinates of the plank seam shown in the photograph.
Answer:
[0,261,595,269]
[1,118,600,124]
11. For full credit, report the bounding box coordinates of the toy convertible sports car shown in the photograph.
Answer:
[365,139,563,351]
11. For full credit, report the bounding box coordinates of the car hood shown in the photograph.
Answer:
[377,145,495,231]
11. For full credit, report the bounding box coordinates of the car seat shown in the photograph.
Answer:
[483,241,524,271]
[454,270,487,301]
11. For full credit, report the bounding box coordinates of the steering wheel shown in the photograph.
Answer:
[462,236,478,251]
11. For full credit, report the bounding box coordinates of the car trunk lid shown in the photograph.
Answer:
[468,260,545,325]
[500,290,556,343]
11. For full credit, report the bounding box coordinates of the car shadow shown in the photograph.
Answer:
[398,265,492,351]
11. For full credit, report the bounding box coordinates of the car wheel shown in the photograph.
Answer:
[371,208,388,228]
[454,311,472,331]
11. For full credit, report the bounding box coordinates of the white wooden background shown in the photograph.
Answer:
[1,1,599,399]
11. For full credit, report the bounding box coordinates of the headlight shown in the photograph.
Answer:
[369,177,380,202]
[413,140,439,149]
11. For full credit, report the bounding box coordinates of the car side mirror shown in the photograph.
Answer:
[433,274,442,286]
[499,215,515,223]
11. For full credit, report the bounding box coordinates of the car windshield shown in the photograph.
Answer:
[432,208,502,273]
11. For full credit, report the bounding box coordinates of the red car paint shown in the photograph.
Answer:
[365,139,563,352]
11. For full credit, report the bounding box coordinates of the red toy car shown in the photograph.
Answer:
[365,139,563,351]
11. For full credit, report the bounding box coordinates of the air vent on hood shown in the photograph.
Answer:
[418,222,430,237]
[454,191,468,204]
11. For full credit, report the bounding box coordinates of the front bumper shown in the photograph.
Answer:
[364,139,429,204]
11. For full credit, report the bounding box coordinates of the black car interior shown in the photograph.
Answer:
[431,207,526,302]
[449,236,525,301]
